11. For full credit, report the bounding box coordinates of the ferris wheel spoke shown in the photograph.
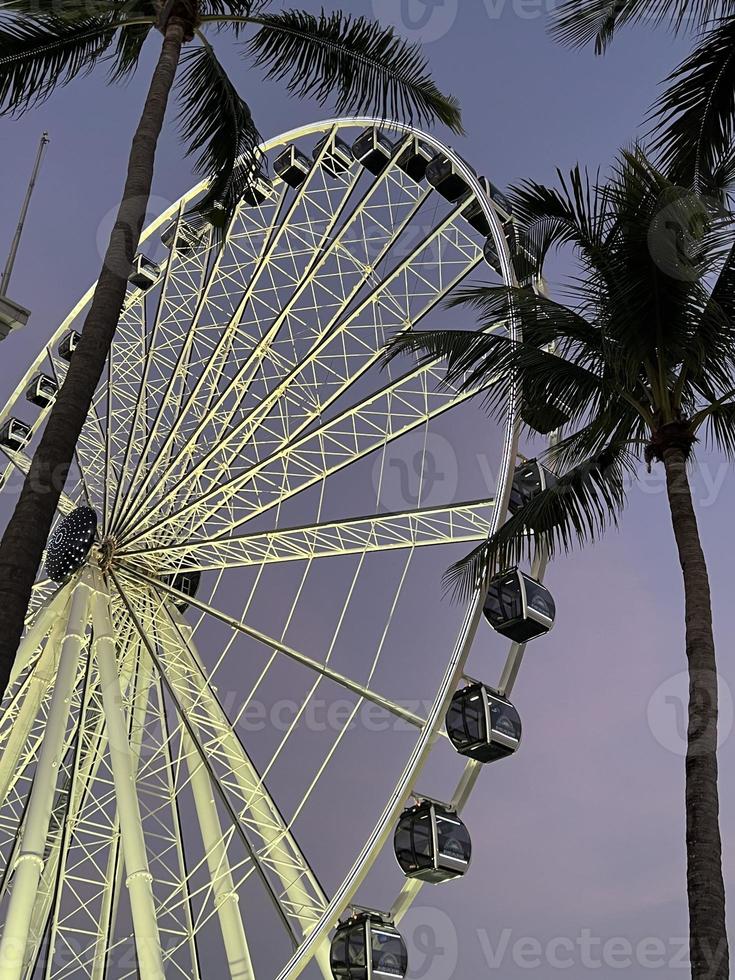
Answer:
[118,565,427,732]
[122,344,498,551]
[120,202,481,543]
[116,138,430,532]
[108,186,297,530]
[119,499,495,571]
[113,131,364,532]
[107,217,218,528]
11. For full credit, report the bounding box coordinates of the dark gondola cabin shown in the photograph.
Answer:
[488,181,513,221]
[0,418,30,452]
[330,912,408,980]
[274,145,313,188]
[128,254,161,291]
[509,460,557,516]
[161,215,207,252]
[425,154,470,202]
[352,127,394,176]
[165,569,201,613]
[395,137,433,183]
[314,135,353,178]
[484,568,555,642]
[26,374,58,408]
[461,177,492,237]
[241,174,274,208]
[58,330,81,362]
[483,235,502,273]
[521,388,570,435]
[446,683,522,763]
[394,800,471,883]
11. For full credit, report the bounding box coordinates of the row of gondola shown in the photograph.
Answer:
[331,461,558,979]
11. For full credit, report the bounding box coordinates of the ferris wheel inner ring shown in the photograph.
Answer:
[0,117,521,980]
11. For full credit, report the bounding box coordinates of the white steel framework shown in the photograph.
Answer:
[0,119,541,980]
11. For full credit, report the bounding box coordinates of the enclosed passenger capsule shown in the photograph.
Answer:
[330,912,408,980]
[446,683,522,763]
[26,373,58,408]
[509,459,557,515]
[394,800,471,883]
[58,330,80,362]
[425,154,470,203]
[274,145,312,188]
[314,135,353,178]
[0,418,30,452]
[461,177,492,237]
[165,569,201,613]
[483,568,555,642]
[161,215,207,252]
[520,387,570,435]
[128,254,161,291]
[352,127,394,176]
[395,137,433,183]
[240,173,274,207]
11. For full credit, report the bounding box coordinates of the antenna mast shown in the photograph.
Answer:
[1,131,50,296]
[0,132,50,340]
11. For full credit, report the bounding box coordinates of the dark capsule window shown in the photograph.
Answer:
[483,573,523,628]
[371,929,408,978]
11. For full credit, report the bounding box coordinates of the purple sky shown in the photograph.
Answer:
[2,2,734,978]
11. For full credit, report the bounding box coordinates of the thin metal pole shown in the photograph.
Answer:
[89,571,165,980]
[0,568,90,980]
[1,132,50,297]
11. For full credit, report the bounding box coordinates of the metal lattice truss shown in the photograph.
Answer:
[0,119,521,980]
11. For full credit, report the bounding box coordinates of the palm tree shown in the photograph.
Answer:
[549,0,735,184]
[385,148,734,980]
[0,0,462,693]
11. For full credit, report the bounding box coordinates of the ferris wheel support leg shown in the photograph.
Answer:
[183,732,255,980]
[0,570,92,980]
[89,571,165,980]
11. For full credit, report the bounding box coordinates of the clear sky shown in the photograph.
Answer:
[2,2,734,978]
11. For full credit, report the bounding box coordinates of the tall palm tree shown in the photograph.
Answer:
[385,149,734,980]
[0,0,462,693]
[549,0,735,184]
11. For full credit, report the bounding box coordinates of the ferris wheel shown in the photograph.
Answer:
[0,118,556,980]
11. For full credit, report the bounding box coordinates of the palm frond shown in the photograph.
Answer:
[0,13,119,114]
[382,326,605,429]
[199,0,270,34]
[549,0,731,52]
[692,399,735,455]
[443,446,632,601]
[446,283,603,355]
[176,39,262,219]
[649,17,735,185]
[108,16,154,81]
[247,9,462,133]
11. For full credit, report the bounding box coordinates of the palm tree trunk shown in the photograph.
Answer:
[663,446,729,980]
[0,19,186,694]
